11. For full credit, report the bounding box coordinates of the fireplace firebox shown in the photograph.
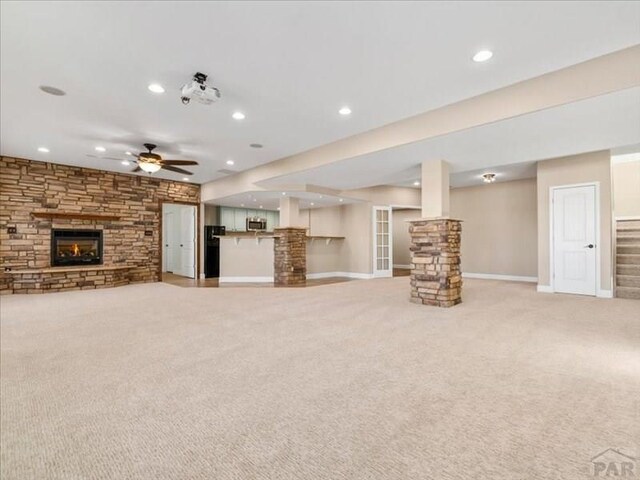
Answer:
[51,229,103,267]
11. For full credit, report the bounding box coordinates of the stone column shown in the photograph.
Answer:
[409,218,462,307]
[274,227,306,287]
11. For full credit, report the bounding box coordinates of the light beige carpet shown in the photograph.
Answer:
[1,278,639,479]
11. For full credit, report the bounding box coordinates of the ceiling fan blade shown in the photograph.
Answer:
[160,160,199,166]
[132,166,142,173]
[161,165,193,175]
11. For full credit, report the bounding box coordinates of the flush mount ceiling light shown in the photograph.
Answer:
[339,106,352,116]
[250,143,263,149]
[413,181,420,186]
[39,85,66,96]
[95,146,106,152]
[148,83,165,94]
[226,159,235,166]
[473,50,493,63]
[232,111,245,120]
[138,162,162,174]
[37,147,50,153]
[482,173,496,183]
[121,160,130,166]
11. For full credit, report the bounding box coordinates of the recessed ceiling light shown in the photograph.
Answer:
[482,173,496,183]
[39,85,66,96]
[253,198,257,202]
[183,177,189,182]
[37,147,50,153]
[240,203,245,207]
[310,202,315,206]
[121,160,130,166]
[259,205,263,209]
[413,181,420,186]
[281,192,286,195]
[125,151,133,156]
[473,50,493,63]
[226,159,235,166]
[148,83,165,94]
[250,143,263,149]
[339,198,343,202]
[339,106,352,116]
[95,146,106,152]
[232,111,245,120]
[277,207,281,211]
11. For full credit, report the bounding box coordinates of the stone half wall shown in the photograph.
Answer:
[409,219,462,307]
[0,157,200,294]
[273,227,306,286]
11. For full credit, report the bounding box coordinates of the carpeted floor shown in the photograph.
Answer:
[1,278,639,479]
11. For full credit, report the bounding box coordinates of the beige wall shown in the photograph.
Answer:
[345,185,420,207]
[612,158,640,218]
[392,209,419,267]
[204,204,218,225]
[220,237,274,279]
[537,150,612,290]
[450,178,538,278]
[339,203,373,274]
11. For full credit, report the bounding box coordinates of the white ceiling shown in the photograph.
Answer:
[2,1,639,184]
[259,87,640,190]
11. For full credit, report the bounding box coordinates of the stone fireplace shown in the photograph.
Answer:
[51,229,103,267]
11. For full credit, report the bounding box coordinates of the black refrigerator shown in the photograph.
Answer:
[204,226,224,278]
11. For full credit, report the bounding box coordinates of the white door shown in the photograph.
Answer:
[179,205,196,279]
[373,206,393,278]
[163,211,174,272]
[552,185,597,296]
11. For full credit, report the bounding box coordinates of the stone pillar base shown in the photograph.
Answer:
[274,227,306,287]
[409,219,462,307]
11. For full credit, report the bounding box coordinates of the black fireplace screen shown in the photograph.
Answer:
[51,229,103,266]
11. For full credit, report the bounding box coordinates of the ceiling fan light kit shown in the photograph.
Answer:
[103,143,200,177]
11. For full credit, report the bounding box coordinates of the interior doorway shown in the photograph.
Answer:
[162,203,197,279]
[391,207,420,277]
[551,183,599,296]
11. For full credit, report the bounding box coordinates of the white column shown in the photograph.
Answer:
[421,159,450,218]
[279,196,300,227]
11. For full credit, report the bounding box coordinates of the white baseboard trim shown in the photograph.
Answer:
[462,272,537,283]
[306,271,375,280]
[597,289,613,299]
[393,264,412,269]
[219,276,273,283]
[537,284,554,293]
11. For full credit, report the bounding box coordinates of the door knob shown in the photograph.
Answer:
[585,244,594,249]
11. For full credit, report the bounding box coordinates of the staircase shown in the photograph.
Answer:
[616,219,640,299]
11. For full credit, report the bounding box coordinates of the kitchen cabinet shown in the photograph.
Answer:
[220,208,235,231]
[234,209,247,231]
[219,206,278,232]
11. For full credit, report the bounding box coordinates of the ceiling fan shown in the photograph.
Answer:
[130,143,199,176]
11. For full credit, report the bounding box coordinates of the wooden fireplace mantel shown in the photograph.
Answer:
[31,211,121,221]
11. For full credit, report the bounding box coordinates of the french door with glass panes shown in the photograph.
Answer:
[373,206,393,277]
